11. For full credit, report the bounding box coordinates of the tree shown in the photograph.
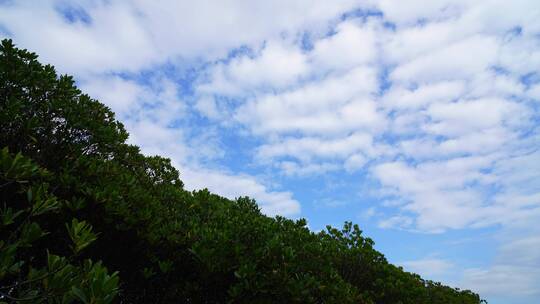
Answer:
[0,39,486,303]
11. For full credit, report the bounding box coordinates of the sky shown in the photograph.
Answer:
[1,1,539,303]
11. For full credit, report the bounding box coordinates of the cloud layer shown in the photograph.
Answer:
[1,1,539,302]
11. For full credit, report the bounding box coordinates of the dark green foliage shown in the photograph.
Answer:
[0,39,486,303]
[0,148,119,303]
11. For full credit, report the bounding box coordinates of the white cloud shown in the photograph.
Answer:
[527,83,540,101]
[195,96,221,119]
[257,132,374,162]
[463,265,540,298]
[498,33,540,76]
[382,80,466,110]
[0,1,157,75]
[310,19,377,71]
[278,161,340,177]
[344,153,368,172]
[81,75,147,115]
[360,206,377,220]
[372,156,497,231]
[401,258,454,278]
[127,119,188,159]
[181,167,300,216]
[378,215,414,229]
[235,66,382,136]
[133,0,362,59]
[424,97,525,137]
[0,0,363,75]
[373,148,540,233]
[384,19,470,64]
[376,0,467,26]
[198,40,308,97]
[436,128,513,156]
[462,235,540,298]
[391,35,499,85]
[490,151,540,216]
[469,71,525,98]
[224,41,308,88]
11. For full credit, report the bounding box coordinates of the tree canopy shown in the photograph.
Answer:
[0,39,486,303]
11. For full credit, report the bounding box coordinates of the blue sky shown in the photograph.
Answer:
[1,1,539,303]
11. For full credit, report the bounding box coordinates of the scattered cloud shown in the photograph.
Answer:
[462,235,540,298]
[181,167,300,216]
[2,0,540,302]
[401,257,454,278]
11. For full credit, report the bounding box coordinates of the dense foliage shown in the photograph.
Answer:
[0,39,486,303]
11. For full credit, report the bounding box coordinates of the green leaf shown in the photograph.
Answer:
[31,193,60,216]
[71,287,89,303]
[20,222,48,246]
[1,207,25,226]
[66,219,98,254]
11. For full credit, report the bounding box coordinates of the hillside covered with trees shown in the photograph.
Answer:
[0,39,486,303]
